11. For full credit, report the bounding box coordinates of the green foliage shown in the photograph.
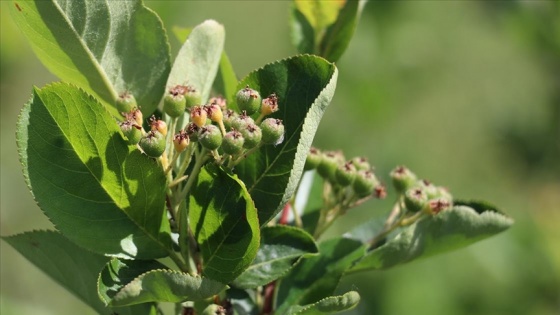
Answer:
[234,55,338,224]
[3,1,514,314]
[10,0,170,116]
[16,83,172,259]
[189,164,260,284]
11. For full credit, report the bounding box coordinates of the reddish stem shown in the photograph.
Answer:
[279,203,291,225]
[261,281,276,315]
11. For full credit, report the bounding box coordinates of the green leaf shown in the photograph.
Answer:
[167,20,225,105]
[290,5,316,55]
[98,259,226,306]
[233,225,318,289]
[3,231,156,315]
[319,0,367,62]
[10,0,170,116]
[17,83,172,259]
[275,237,365,314]
[213,52,238,102]
[294,0,344,32]
[189,164,260,284]
[235,55,338,225]
[287,291,360,315]
[349,204,514,272]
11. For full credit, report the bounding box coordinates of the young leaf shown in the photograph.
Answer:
[10,0,170,116]
[319,0,367,62]
[98,259,225,306]
[233,225,318,289]
[349,203,514,272]
[167,20,225,104]
[189,164,260,284]
[172,26,237,103]
[17,83,172,259]
[234,55,338,225]
[275,237,365,314]
[2,231,156,315]
[98,258,226,306]
[290,0,366,62]
[286,291,360,315]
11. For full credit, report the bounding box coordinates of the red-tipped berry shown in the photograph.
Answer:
[139,130,166,158]
[232,112,255,131]
[116,92,137,113]
[260,93,279,116]
[173,131,190,153]
[163,87,187,117]
[304,147,322,171]
[209,96,227,110]
[260,118,285,145]
[353,170,380,197]
[119,120,142,145]
[198,125,223,150]
[184,85,202,109]
[205,104,223,124]
[390,166,418,194]
[240,123,262,149]
[185,122,200,142]
[222,130,245,155]
[335,161,357,186]
[223,109,238,130]
[149,115,167,136]
[236,85,261,115]
[404,186,429,213]
[351,157,371,171]
[190,106,208,128]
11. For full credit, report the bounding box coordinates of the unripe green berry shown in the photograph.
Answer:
[119,120,142,145]
[149,115,167,136]
[417,179,439,199]
[198,125,223,150]
[304,147,322,171]
[404,186,429,213]
[260,93,279,116]
[184,86,201,109]
[260,118,285,145]
[240,123,262,149]
[116,92,137,113]
[335,161,357,187]
[390,166,418,194]
[236,85,261,115]
[190,106,208,128]
[223,109,238,130]
[139,130,166,158]
[316,151,340,182]
[232,112,255,131]
[351,156,371,171]
[163,93,186,118]
[123,108,143,126]
[353,170,379,197]
[222,130,245,155]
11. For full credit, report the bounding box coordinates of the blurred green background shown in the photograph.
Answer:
[1,1,559,314]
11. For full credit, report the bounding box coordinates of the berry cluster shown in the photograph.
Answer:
[390,166,453,215]
[305,148,386,200]
[117,85,285,168]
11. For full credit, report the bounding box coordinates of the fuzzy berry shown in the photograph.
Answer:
[116,92,137,113]
[353,170,380,197]
[184,86,202,109]
[209,96,227,110]
[304,147,322,171]
[163,92,186,118]
[149,115,167,136]
[260,93,279,116]
[222,130,245,155]
[190,106,208,128]
[223,109,238,130]
[335,161,357,187]
[404,186,429,213]
[205,104,223,124]
[260,118,285,145]
[173,131,190,153]
[198,125,223,150]
[351,157,371,172]
[236,86,261,115]
[232,112,255,131]
[185,122,200,142]
[139,130,166,158]
[240,123,262,149]
[316,151,341,182]
[119,120,142,145]
[390,166,418,194]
